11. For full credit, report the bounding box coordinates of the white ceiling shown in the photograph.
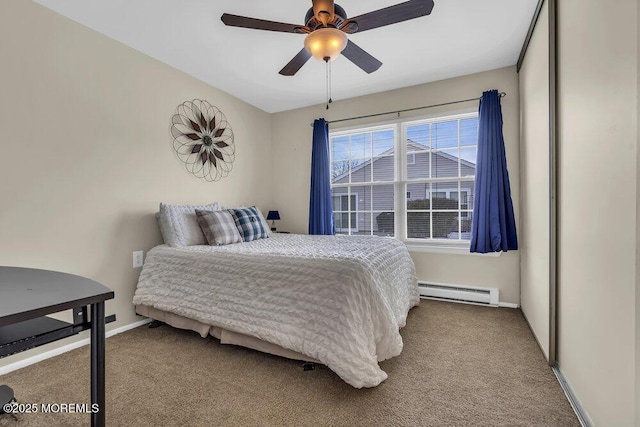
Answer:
[33,0,538,113]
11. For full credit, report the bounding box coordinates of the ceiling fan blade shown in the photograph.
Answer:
[279,49,312,76]
[347,0,434,33]
[221,13,302,33]
[341,40,382,74]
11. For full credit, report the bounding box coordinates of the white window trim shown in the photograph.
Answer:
[405,242,500,257]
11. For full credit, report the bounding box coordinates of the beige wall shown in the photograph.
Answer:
[0,0,272,367]
[271,67,521,305]
[557,0,638,424]
[518,2,550,359]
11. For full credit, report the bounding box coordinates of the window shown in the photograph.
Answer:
[332,193,358,232]
[329,113,478,245]
[406,153,416,165]
[330,126,395,236]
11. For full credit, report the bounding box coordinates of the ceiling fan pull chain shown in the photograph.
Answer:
[329,60,333,105]
[325,59,333,110]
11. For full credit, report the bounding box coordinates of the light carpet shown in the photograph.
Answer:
[0,300,578,426]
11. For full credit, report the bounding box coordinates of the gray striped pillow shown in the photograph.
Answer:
[195,210,243,246]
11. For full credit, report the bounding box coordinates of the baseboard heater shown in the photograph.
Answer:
[418,282,499,306]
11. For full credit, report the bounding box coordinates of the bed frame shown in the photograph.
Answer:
[135,304,320,364]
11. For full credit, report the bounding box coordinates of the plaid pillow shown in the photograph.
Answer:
[229,206,269,242]
[195,210,243,246]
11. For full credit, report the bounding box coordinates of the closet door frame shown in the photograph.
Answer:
[516,0,558,366]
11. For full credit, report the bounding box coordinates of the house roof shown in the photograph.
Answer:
[332,139,476,182]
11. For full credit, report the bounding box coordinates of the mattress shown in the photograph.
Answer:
[132,233,419,388]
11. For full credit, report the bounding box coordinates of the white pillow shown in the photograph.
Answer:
[157,202,221,247]
[255,208,274,235]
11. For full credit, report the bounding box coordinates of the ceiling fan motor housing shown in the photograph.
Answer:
[305,4,347,30]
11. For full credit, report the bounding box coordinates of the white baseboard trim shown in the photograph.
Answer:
[498,301,519,308]
[552,365,593,427]
[0,318,151,376]
[420,296,519,309]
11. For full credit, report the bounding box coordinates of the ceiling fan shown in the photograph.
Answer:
[221,0,435,76]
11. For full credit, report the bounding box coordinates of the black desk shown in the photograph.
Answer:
[0,267,115,427]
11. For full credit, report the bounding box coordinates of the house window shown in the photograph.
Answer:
[330,112,478,244]
[406,153,416,165]
[332,193,358,232]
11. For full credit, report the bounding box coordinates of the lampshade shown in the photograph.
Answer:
[266,210,281,221]
[304,28,348,62]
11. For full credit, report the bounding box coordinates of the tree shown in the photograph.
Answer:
[331,159,365,181]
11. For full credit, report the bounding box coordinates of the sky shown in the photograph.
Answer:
[330,117,479,165]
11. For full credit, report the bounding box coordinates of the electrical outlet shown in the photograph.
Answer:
[133,251,144,268]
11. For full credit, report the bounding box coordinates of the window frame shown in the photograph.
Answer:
[332,193,359,233]
[329,110,479,253]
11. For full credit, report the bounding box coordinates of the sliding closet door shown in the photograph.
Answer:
[517,0,553,360]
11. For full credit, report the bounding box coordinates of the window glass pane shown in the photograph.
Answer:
[406,183,428,203]
[406,123,430,151]
[372,185,394,211]
[331,135,349,162]
[331,161,352,184]
[407,196,430,211]
[430,182,459,210]
[374,212,394,237]
[333,212,346,233]
[432,120,458,150]
[433,211,460,239]
[407,211,430,239]
[349,161,369,183]
[432,149,460,178]
[447,212,473,240]
[354,212,369,235]
[407,151,430,180]
[466,182,476,208]
[459,147,477,176]
[331,189,346,210]
[460,118,479,147]
[372,130,394,156]
[372,156,394,181]
[350,185,370,211]
[350,133,371,161]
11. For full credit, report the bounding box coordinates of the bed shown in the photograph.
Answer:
[133,218,419,388]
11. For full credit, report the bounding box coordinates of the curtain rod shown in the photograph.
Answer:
[310,92,506,127]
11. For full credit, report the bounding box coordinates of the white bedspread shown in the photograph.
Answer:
[132,233,419,388]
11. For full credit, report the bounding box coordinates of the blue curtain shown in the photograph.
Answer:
[309,119,335,235]
[470,90,518,253]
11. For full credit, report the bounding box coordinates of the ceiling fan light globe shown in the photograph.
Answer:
[304,28,347,62]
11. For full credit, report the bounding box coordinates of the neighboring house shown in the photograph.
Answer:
[331,140,476,237]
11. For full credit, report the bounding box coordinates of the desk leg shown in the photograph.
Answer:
[90,301,105,427]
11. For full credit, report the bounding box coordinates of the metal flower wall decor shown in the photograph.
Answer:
[171,99,235,182]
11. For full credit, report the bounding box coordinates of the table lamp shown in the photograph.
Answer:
[266,210,281,231]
